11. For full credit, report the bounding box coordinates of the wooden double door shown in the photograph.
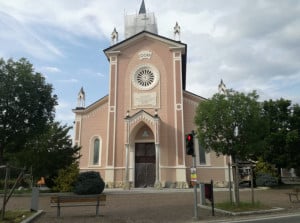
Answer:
[135,143,156,188]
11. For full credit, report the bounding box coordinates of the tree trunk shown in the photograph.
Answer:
[232,155,240,205]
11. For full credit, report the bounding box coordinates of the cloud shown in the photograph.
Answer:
[57,79,79,83]
[40,66,61,73]
[0,10,64,60]
[0,0,124,40]
[175,0,300,104]
[96,72,105,78]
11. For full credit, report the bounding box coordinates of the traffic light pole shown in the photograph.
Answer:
[186,131,198,220]
[192,155,199,220]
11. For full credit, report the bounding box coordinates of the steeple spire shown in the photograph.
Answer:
[139,0,146,14]
[124,0,157,38]
[77,87,85,108]
[218,79,227,94]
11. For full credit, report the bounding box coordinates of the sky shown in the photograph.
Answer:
[1,0,300,130]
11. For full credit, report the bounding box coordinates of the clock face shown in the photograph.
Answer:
[132,65,159,90]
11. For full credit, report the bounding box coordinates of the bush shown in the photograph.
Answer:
[73,171,105,195]
[53,163,79,192]
[256,173,278,186]
[0,178,30,189]
[254,158,277,177]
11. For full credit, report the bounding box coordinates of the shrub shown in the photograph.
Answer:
[53,163,79,192]
[73,171,105,195]
[254,158,277,177]
[256,173,278,186]
[0,179,30,189]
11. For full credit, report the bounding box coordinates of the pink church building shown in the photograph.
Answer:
[73,1,230,188]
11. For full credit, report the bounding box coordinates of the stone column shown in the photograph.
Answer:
[124,113,131,190]
[153,112,161,189]
[124,143,130,190]
[154,143,161,188]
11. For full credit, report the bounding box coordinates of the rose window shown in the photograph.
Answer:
[136,69,154,87]
[132,65,159,90]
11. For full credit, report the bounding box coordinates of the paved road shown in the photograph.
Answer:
[211,213,300,223]
[3,188,300,223]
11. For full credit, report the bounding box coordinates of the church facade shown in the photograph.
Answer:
[73,1,230,188]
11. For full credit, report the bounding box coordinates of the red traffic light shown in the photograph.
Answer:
[186,133,195,156]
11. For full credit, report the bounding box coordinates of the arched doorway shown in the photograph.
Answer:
[135,142,156,187]
[124,110,160,188]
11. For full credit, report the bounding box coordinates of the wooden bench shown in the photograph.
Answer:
[50,194,106,217]
[287,188,300,203]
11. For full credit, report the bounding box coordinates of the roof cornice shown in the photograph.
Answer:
[104,31,186,60]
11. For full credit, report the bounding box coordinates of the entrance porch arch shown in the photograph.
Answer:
[124,110,160,188]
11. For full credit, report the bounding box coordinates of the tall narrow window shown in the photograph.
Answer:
[93,138,100,165]
[199,143,206,165]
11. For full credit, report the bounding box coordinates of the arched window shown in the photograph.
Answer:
[90,137,101,166]
[93,138,100,165]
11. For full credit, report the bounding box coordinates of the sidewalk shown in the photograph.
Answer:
[4,187,300,223]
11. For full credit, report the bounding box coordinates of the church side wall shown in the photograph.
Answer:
[77,103,108,179]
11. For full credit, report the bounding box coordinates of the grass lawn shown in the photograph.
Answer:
[0,210,34,223]
[215,201,270,212]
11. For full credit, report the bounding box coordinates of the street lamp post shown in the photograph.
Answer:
[233,125,240,205]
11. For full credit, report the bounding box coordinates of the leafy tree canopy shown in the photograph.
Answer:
[0,58,57,163]
[195,89,267,161]
[8,121,81,184]
[262,99,300,169]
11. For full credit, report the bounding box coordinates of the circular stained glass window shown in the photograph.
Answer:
[132,65,159,90]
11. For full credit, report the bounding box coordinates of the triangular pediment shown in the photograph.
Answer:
[126,109,159,126]
[104,31,186,57]
[104,30,187,90]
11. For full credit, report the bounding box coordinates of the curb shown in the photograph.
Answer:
[21,210,44,223]
[198,205,285,216]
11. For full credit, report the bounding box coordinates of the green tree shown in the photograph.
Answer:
[195,89,266,161]
[195,89,267,204]
[8,122,81,186]
[262,99,300,177]
[288,104,300,170]
[0,58,57,164]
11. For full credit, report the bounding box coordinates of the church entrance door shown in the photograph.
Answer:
[135,143,156,187]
